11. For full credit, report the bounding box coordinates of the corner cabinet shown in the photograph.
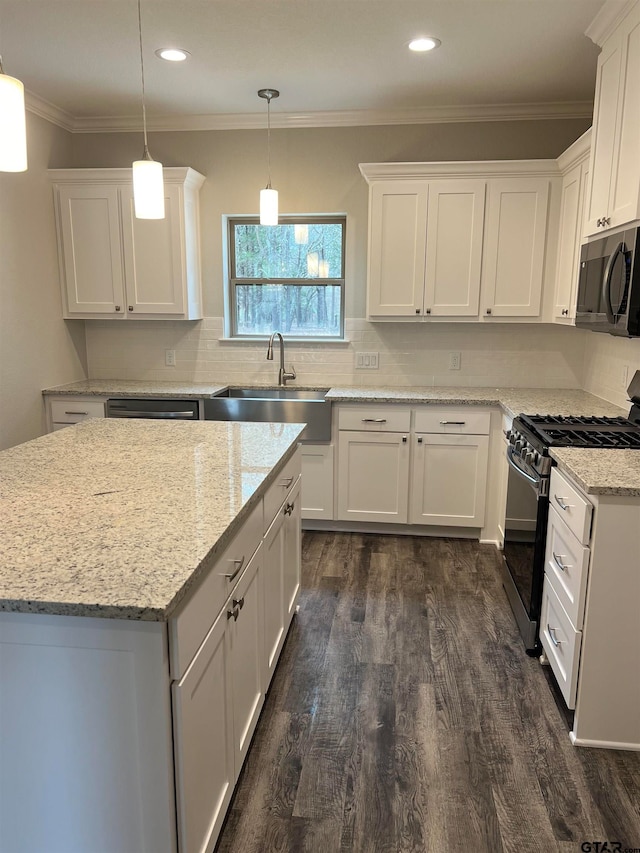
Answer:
[50,167,205,320]
[584,0,640,237]
[553,131,591,324]
[360,162,559,323]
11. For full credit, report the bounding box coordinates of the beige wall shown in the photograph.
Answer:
[0,112,87,450]
[72,118,590,318]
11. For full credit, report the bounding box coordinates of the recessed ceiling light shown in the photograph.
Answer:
[155,48,190,62]
[408,37,441,52]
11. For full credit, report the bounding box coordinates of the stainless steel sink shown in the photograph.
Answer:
[203,387,332,441]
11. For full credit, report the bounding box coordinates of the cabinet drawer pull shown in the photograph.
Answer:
[64,410,89,416]
[362,418,386,423]
[284,501,295,516]
[220,555,245,581]
[279,476,294,488]
[227,607,240,622]
[547,625,562,647]
[232,597,245,610]
[554,495,571,511]
[440,421,466,426]
[552,552,568,572]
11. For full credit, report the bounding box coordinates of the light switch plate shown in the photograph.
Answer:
[165,349,176,367]
[356,352,379,369]
[449,352,461,370]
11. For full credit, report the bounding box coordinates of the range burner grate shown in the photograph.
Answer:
[519,413,640,449]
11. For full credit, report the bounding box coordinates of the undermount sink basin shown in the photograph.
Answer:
[203,387,331,441]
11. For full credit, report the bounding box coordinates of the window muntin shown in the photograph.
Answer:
[228,216,345,339]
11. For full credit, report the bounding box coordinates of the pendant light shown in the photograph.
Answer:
[258,88,279,226]
[0,54,27,172]
[132,0,164,219]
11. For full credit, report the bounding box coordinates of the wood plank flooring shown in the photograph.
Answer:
[215,533,640,853]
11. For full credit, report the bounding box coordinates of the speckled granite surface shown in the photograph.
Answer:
[326,386,628,419]
[45,380,629,420]
[0,419,304,620]
[550,448,640,496]
[42,379,230,399]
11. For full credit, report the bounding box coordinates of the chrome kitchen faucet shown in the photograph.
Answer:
[266,332,296,386]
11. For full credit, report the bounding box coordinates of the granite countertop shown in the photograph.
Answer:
[44,380,629,420]
[0,419,304,620]
[550,448,640,497]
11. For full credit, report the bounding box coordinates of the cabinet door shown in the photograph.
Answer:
[410,433,489,527]
[57,186,125,316]
[263,506,286,688]
[172,609,234,853]
[282,479,302,625]
[584,33,622,236]
[120,184,186,316]
[482,179,549,317]
[553,162,584,321]
[337,431,410,523]
[300,444,334,520]
[367,181,428,318]
[228,547,265,771]
[423,180,485,317]
[608,2,640,230]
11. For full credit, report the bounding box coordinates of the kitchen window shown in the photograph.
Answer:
[226,216,345,339]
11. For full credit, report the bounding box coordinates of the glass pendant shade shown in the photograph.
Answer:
[260,187,278,226]
[0,72,27,172]
[132,157,165,219]
[294,223,308,244]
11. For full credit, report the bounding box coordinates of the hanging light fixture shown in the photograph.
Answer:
[132,0,164,219]
[0,54,27,172]
[294,224,308,244]
[258,88,279,226]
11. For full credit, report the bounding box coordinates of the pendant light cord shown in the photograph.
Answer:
[137,0,150,158]
[266,94,272,190]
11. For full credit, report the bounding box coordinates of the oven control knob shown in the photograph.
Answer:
[515,439,524,452]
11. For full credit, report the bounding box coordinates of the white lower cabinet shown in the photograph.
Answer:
[337,430,410,523]
[263,478,301,688]
[300,443,334,519]
[47,395,106,431]
[410,433,489,526]
[540,577,583,710]
[172,606,235,853]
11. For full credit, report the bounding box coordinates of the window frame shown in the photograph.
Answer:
[225,214,347,341]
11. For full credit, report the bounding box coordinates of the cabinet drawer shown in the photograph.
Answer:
[540,577,582,710]
[549,467,593,545]
[169,499,263,680]
[50,398,106,423]
[414,407,490,434]
[264,449,302,532]
[337,405,411,432]
[545,505,590,630]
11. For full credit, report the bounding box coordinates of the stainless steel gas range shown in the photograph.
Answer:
[501,373,640,655]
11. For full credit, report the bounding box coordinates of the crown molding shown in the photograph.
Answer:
[359,159,562,182]
[25,90,75,132]
[40,100,594,134]
[585,0,637,46]
[556,127,592,173]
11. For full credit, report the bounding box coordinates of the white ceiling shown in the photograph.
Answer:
[1,0,605,131]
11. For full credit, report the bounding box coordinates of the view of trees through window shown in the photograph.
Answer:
[230,218,345,337]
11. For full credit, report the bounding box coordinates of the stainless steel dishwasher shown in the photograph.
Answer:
[106,398,200,419]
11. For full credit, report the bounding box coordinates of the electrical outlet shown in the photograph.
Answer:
[356,352,379,369]
[449,351,461,370]
[165,349,176,367]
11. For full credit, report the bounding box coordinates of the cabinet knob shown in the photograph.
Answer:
[425,308,431,315]
[415,308,421,314]
[486,308,492,315]
[227,607,240,622]
[128,305,134,312]
[417,436,423,444]
[562,308,569,316]
[232,597,245,610]
[115,305,121,312]
[402,435,407,443]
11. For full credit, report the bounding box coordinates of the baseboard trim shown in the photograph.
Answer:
[302,519,482,539]
[569,731,640,752]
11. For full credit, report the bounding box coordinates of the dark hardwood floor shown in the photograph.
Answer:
[215,533,640,852]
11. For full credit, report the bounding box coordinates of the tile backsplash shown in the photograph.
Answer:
[86,318,585,390]
[582,331,640,408]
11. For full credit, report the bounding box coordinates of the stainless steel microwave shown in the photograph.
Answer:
[575,226,640,336]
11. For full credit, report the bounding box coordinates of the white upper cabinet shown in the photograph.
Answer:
[50,167,205,320]
[367,181,428,317]
[482,178,549,318]
[360,162,557,323]
[584,1,640,236]
[553,131,591,323]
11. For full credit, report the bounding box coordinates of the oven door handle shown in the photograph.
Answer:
[506,446,542,492]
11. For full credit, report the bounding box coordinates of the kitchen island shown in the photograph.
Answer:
[0,418,305,853]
